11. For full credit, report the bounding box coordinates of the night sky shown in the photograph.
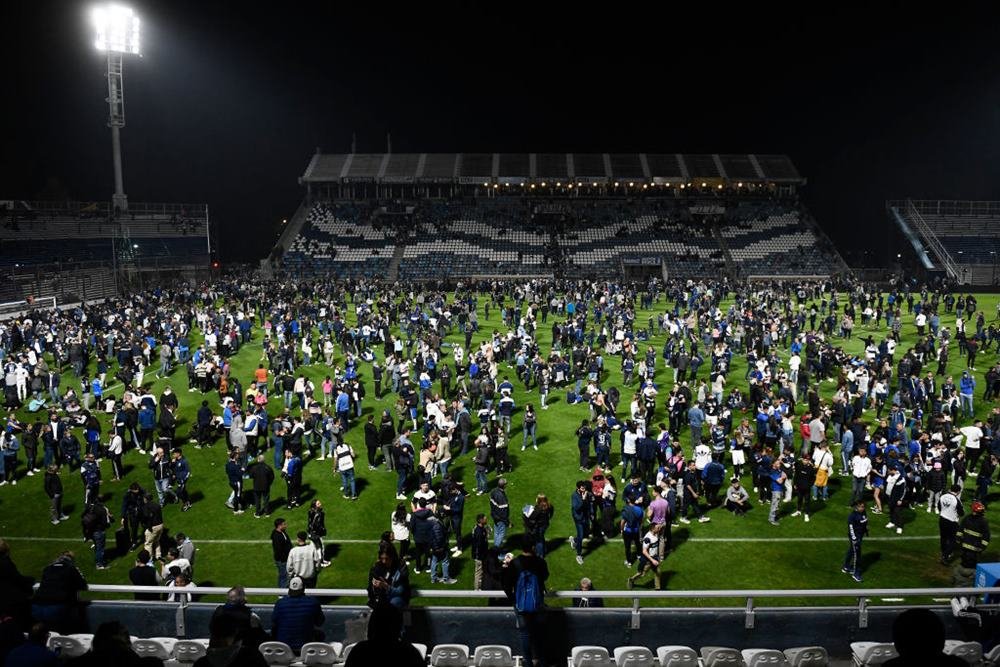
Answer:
[4,1,1000,263]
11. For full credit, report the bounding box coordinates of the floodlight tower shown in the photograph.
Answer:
[92,4,141,214]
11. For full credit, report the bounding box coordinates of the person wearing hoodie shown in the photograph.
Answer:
[959,371,976,420]
[409,497,435,574]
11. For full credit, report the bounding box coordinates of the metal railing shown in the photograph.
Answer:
[69,584,1000,631]
[903,199,960,280]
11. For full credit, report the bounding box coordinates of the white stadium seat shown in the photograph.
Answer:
[473,644,515,667]
[259,641,297,666]
[782,646,829,667]
[656,645,699,667]
[700,646,746,667]
[47,635,90,659]
[849,642,899,666]
[613,645,655,667]
[943,640,983,665]
[172,639,209,665]
[571,645,613,667]
[300,641,340,665]
[430,643,471,666]
[741,648,789,666]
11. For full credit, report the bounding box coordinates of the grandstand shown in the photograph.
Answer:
[0,200,211,304]
[273,152,848,281]
[889,199,1000,286]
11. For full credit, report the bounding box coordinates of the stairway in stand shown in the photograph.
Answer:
[387,232,409,282]
[710,225,739,281]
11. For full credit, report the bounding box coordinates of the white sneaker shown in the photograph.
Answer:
[10,480,15,486]
[885,522,895,529]
[927,506,932,513]
[533,446,538,451]
[790,510,801,517]
[568,536,576,550]
[804,514,810,522]
[698,516,711,523]
[679,517,691,524]
[576,555,584,565]
[521,446,526,451]
[26,470,33,476]
[896,527,903,534]
[317,456,326,461]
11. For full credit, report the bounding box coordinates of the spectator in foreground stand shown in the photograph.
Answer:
[195,613,267,667]
[501,541,549,667]
[65,620,156,667]
[0,539,35,629]
[4,623,58,667]
[31,551,87,634]
[270,576,325,653]
[345,603,423,667]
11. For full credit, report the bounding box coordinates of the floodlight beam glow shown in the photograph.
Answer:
[92,4,141,55]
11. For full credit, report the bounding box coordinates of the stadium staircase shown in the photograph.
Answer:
[272,198,312,259]
[710,225,739,281]
[387,240,407,282]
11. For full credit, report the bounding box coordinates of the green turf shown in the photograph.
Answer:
[1,288,998,607]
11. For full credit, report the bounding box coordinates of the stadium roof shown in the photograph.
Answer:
[300,153,803,185]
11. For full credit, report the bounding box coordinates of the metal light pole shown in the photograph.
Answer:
[92,4,141,214]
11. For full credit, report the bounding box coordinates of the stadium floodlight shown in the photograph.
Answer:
[92,4,142,213]
[92,4,141,54]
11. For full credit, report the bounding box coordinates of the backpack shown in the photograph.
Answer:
[514,566,543,613]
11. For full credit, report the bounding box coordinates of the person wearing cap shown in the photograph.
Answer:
[271,576,325,652]
[724,478,749,516]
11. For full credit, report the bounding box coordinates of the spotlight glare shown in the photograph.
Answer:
[92,4,142,55]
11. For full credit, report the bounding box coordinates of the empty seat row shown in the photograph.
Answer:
[570,645,828,667]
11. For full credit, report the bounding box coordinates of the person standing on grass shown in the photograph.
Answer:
[490,478,510,548]
[225,452,245,515]
[679,460,710,524]
[790,454,815,522]
[390,503,411,564]
[248,454,274,518]
[842,500,868,583]
[939,484,964,564]
[850,447,872,505]
[884,466,908,534]
[283,448,302,508]
[307,499,330,568]
[767,459,786,526]
[334,437,358,500]
[286,531,321,588]
[171,447,193,512]
[569,480,592,565]
[44,464,68,525]
[271,518,292,589]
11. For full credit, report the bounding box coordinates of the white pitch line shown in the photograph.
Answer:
[0,535,939,545]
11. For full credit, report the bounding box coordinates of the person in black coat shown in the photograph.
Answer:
[378,412,396,471]
[31,552,88,634]
[248,455,275,518]
[364,415,380,470]
[127,550,161,601]
[270,519,293,589]
[0,539,34,628]
[44,464,68,525]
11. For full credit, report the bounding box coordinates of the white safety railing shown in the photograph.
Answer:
[69,584,1000,631]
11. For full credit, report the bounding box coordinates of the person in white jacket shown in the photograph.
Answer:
[286,530,321,587]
